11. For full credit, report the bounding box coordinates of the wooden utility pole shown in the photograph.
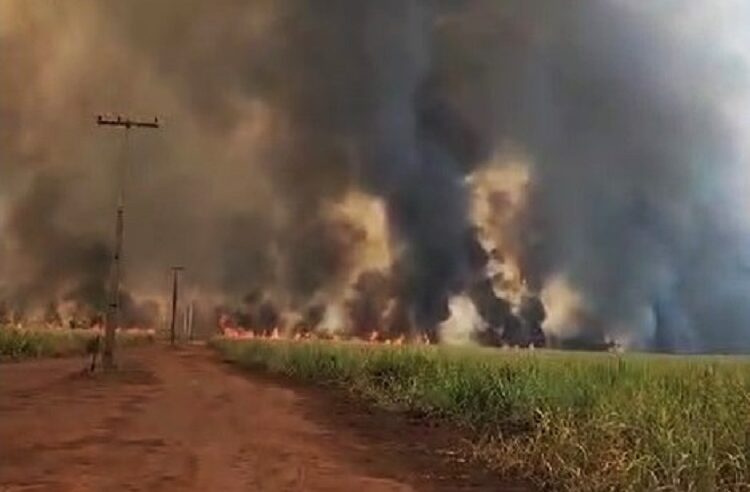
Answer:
[169,267,184,346]
[97,114,160,370]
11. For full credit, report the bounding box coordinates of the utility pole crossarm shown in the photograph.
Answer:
[97,115,160,129]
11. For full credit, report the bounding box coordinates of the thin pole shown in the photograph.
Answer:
[170,267,184,346]
[102,153,125,370]
[97,114,160,370]
[188,301,195,342]
[190,300,195,342]
[182,301,188,339]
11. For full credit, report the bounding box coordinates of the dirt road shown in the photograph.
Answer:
[0,346,523,492]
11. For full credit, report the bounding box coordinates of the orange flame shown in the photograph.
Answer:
[218,319,435,347]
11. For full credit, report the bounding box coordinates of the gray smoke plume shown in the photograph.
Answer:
[2,1,749,351]
[508,2,750,352]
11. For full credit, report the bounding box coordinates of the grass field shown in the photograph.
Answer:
[0,326,155,361]
[212,338,750,492]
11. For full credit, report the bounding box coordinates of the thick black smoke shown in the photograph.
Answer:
[2,1,749,351]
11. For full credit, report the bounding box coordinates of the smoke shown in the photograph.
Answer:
[2,175,109,313]
[2,1,750,351]
[441,295,485,346]
[509,1,750,352]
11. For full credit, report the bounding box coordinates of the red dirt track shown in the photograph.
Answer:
[0,346,525,492]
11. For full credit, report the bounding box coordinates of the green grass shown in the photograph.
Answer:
[0,326,155,361]
[212,338,750,491]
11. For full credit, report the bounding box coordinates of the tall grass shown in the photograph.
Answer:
[0,327,154,361]
[212,338,750,491]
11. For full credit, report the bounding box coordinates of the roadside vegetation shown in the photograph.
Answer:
[0,326,154,361]
[212,338,750,491]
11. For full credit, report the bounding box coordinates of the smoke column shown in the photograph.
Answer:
[1,1,749,351]
[508,1,750,352]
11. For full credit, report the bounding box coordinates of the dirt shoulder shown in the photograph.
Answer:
[0,345,526,492]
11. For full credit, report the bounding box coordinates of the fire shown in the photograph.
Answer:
[219,321,432,347]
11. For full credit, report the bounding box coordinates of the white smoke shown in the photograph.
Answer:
[440,295,484,346]
[318,302,348,336]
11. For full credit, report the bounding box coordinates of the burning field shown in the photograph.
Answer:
[3,2,750,489]
[3,1,750,353]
